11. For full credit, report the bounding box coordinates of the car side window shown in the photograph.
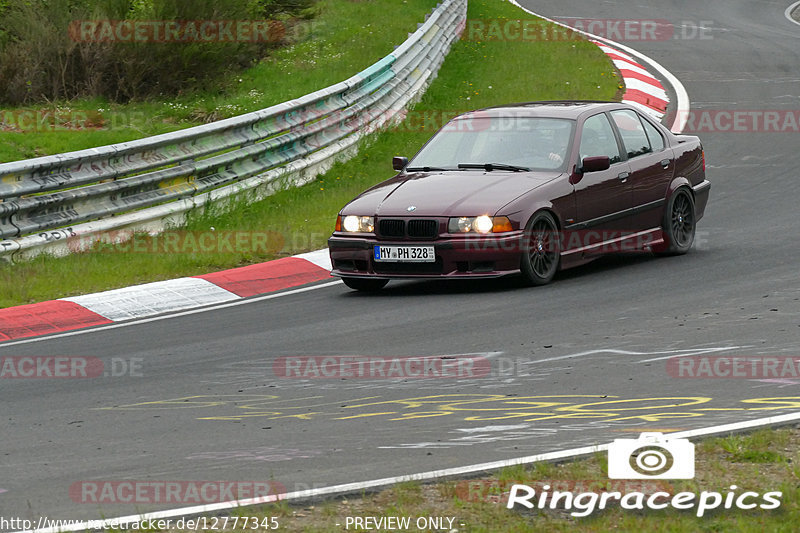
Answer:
[579,114,622,165]
[611,109,652,158]
[641,116,666,152]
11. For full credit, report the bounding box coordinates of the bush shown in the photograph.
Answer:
[0,0,317,105]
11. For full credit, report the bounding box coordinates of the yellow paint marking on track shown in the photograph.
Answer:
[200,412,323,421]
[604,412,707,422]
[555,397,711,412]
[336,412,399,420]
[93,394,800,423]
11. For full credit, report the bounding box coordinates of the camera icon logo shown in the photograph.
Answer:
[608,432,695,479]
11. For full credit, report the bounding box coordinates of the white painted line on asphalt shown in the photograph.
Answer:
[667,411,800,439]
[524,346,744,365]
[0,281,343,349]
[635,346,747,363]
[15,409,800,533]
[62,277,240,321]
[528,348,655,364]
[507,0,691,133]
[786,1,800,26]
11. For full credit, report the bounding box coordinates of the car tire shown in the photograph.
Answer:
[341,277,389,291]
[520,211,560,286]
[657,188,696,255]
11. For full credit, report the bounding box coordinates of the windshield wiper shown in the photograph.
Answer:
[458,163,530,172]
[405,166,458,172]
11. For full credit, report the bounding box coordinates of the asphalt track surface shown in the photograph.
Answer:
[3,0,800,524]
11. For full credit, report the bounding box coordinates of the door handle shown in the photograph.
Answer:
[617,171,630,181]
[660,159,671,168]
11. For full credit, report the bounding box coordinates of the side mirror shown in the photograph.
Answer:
[580,156,611,173]
[392,156,408,171]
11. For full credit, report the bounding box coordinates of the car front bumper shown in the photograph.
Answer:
[328,231,526,279]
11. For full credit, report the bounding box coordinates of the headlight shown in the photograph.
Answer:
[448,215,513,234]
[339,215,375,233]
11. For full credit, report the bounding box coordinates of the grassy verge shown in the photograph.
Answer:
[0,0,621,307]
[172,427,799,532]
[0,0,439,161]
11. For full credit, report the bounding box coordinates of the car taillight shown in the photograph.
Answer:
[702,150,706,172]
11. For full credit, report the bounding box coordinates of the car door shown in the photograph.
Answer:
[609,109,675,232]
[569,112,632,253]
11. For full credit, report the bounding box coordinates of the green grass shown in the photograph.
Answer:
[0,0,621,307]
[166,427,799,532]
[0,0,440,162]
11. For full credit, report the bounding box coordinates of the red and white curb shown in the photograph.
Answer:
[0,250,332,342]
[591,40,669,119]
[507,0,690,133]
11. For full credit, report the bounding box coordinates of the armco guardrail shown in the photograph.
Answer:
[0,0,466,261]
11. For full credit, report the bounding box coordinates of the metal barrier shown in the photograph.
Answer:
[0,0,467,261]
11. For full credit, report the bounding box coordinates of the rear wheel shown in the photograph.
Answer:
[658,188,695,255]
[520,211,560,286]
[341,277,389,291]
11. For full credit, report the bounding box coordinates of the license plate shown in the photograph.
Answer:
[374,245,435,262]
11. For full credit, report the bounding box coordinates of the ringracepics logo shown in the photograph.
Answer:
[506,433,782,517]
[608,432,694,479]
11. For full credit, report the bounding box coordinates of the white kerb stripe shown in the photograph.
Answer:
[295,248,332,271]
[623,78,669,100]
[613,60,660,80]
[594,43,638,64]
[61,277,240,321]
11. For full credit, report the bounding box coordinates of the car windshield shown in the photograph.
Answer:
[408,117,574,172]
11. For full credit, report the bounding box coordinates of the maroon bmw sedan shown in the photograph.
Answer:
[328,101,710,291]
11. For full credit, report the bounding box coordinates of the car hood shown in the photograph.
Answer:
[343,170,561,217]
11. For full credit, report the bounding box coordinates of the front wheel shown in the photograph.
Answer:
[657,188,695,255]
[341,277,389,292]
[520,211,560,286]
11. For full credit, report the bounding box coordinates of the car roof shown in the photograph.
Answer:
[456,101,630,121]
